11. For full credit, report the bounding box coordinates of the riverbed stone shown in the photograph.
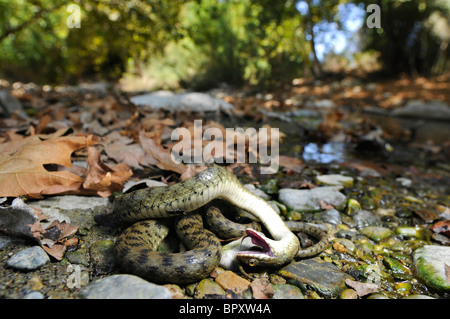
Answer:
[278,186,346,212]
[359,226,393,242]
[352,210,382,229]
[277,258,354,298]
[130,91,234,113]
[316,174,354,187]
[195,278,226,298]
[392,99,450,120]
[412,245,450,292]
[215,270,250,294]
[272,284,305,299]
[6,246,50,271]
[79,274,172,299]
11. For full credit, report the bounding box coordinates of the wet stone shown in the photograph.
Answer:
[352,210,382,230]
[277,258,354,298]
[79,274,172,299]
[315,174,354,187]
[359,226,393,242]
[7,246,50,271]
[412,245,450,292]
[316,209,342,225]
[272,284,305,299]
[278,186,346,212]
[215,270,250,294]
[195,278,226,298]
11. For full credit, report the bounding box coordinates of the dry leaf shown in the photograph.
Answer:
[0,134,99,198]
[345,279,378,297]
[430,220,450,238]
[279,155,305,174]
[139,131,187,174]
[250,278,274,299]
[83,147,133,197]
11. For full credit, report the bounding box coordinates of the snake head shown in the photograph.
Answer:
[236,229,292,267]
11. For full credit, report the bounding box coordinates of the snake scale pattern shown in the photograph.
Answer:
[112,166,329,284]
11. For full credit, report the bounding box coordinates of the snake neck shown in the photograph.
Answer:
[219,175,300,265]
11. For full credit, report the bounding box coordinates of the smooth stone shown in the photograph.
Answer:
[316,209,342,225]
[195,278,226,298]
[278,258,354,298]
[402,294,435,299]
[359,226,393,242]
[412,245,450,292]
[392,99,450,120]
[7,246,50,271]
[316,174,354,187]
[22,291,45,299]
[30,195,109,229]
[130,91,234,113]
[352,210,382,230]
[214,270,250,294]
[272,284,305,299]
[79,274,172,299]
[278,186,346,212]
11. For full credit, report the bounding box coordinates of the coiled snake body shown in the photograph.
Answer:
[113,166,328,284]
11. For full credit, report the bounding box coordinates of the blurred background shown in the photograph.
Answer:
[1,0,449,90]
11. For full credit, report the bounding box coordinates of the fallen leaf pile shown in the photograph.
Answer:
[0,128,132,198]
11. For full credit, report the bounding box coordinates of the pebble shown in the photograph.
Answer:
[315,174,354,187]
[412,245,450,292]
[215,270,250,294]
[22,291,45,299]
[79,274,172,299]
[359,226,393,242]
[195,278,226,298]
[272,284,305,299]
[352,210,382,229]
[7,246,50,271]
[278,186,346,212]
[277,258,354,298]
[317,209,342,225]
[130,91,234,113]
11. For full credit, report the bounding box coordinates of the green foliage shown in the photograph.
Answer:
[0,0,448,86]
[359,0,450,76]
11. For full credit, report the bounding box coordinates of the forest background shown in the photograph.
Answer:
[1,0,449,91]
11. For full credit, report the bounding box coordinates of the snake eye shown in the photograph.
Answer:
[248,258,257,267]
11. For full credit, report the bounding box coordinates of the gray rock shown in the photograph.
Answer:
[352,210,382,230]
[22,291,45,299]
[392,99,450,120]
[0,198,42,241]
[130,91,234,113]
[278,258,354,298]
[402,294,435,299]
[359,226,393,242]
[7,246,50,271]
[278,186,346,212]
[412,245,450,292]
[317,209,342,225]
[244,184,270,200]
[0,89,26,117]
[316,174,354,187]
[272,284,305,299]
[79,274,172,299]
[30,195,110,230]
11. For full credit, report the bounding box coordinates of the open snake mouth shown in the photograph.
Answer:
[237,229,274,257]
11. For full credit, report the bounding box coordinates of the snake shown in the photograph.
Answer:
[112,166,329,284]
